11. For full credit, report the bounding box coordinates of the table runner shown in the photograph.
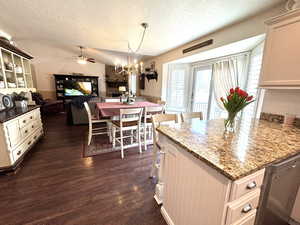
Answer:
[96,101,160,117]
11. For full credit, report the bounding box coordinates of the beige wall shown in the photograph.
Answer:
[141,3,285,98]
[16,41,106,99]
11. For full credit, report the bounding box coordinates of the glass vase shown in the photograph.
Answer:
[224,113,237,133]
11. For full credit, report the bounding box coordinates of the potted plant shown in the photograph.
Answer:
[13,92,28,108]
[220,87,254,132]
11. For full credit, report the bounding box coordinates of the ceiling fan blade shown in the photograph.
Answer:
[87,58,96,63]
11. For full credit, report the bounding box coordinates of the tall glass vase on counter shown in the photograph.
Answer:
[221,87,254,134]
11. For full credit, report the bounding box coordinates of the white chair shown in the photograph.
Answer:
[143,106,164,151]
[156,100,166,113]
[112,108,143,159]
[84,102,111,146]
[181,112,203,123]
[150,113,179,178]
[151,113,179,205]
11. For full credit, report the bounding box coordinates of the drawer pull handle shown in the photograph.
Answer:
[242,204,252,213]
[30,116,33,119]
[23,120,26,123]
[28,141,32,146]
[25,130,28,134]
[246,181,257,190]
[32,125,34,128]
[17,151,21,156]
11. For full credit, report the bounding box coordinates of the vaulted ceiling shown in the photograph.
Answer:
[0,0,284,65]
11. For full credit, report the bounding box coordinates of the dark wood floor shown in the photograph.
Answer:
[0,113,167,225]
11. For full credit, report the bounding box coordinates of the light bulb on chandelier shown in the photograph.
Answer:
[114,23,148,75]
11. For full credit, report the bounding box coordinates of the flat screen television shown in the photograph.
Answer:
[64,80,92,96]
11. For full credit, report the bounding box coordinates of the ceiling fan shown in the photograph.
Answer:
[77,46,95,64]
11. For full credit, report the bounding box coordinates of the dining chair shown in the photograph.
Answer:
[181,112,203,123]
[112,108,143,159]
[143,106,164,151]
[84,102,111,146]
[156,100,166,113]
[150,113,179,178]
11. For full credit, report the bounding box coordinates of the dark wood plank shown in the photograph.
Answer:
[0,113,166,225]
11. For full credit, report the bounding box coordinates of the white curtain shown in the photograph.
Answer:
[212,54,249,109]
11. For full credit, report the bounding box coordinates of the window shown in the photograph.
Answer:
[244,42,265,118]
[191,66,213,119]
[166,64,189,112]
[165,42,265,119]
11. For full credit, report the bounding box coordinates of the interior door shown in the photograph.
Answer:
[190,65,213,120]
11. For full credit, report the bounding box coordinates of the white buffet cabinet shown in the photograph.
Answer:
[0,107,43,170]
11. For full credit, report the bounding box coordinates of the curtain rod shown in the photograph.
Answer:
[191,51,251,67]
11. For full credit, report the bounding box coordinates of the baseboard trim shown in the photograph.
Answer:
[161,206,175,225]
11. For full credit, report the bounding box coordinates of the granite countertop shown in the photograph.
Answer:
[157,117,300,180]
[0,105,40,123]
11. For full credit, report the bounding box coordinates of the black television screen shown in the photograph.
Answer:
[64,80,92,96]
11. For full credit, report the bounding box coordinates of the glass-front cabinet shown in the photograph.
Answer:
[0,47,33,89]
[23,58,33,88]
[2,50,17,88]
[0,51,5,89]
[14,54,26,88]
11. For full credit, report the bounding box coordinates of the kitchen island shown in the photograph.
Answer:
[155,117,300,225]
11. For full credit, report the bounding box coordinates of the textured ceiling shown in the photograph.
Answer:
[0,0,283,64]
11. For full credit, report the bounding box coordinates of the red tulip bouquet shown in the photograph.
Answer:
[220,87,254,132]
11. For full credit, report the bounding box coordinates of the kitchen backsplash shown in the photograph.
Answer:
[260,112,300,128]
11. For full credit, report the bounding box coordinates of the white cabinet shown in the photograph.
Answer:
[0,107,43,169]
[159,134,265,225]
[260,10,300,87]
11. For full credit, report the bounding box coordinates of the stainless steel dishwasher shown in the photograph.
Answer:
[256,154,300,225]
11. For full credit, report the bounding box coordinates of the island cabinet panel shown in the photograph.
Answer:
[158,133,265,225]
[260,10,300,87]
[161,136,232,225]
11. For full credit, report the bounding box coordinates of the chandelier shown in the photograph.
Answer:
[114,23,148,75]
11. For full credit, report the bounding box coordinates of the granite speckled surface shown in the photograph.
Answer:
[157,118,300,180]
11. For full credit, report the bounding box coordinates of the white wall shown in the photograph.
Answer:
[140,3,285,98]
[262,90,300,117]
[16,40,106,98]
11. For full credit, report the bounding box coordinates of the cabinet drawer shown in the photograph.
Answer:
[12,141,27,162]
[20,120,41,138]
[18,111,36,128]
[231,210,256,225]
[12,128,43,163]
[230,169,264,201]
[226,189,260,225]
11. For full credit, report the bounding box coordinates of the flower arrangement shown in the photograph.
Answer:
[220,87,254,132]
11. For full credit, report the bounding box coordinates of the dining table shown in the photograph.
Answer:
[96,101,161,118]
[96,101,161,144]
